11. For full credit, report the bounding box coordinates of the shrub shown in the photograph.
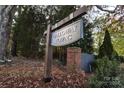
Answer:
[98,30,119,60]
[89,57,123,88]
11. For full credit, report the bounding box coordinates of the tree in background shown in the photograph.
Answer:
[92,14,124,56]
[11,5,77,58]
[1,5,124,60]
[0,6,16,62]
[98,30,118,60]
[81,18,94,54]
[12,6,47,58]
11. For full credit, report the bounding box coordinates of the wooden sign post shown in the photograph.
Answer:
[43,22,53,82]
[43,7,87,82]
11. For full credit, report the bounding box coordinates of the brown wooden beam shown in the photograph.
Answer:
[44,6,87,35]
[43,23,53,82]
[52,6,87,30]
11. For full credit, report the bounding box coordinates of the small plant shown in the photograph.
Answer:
[89,57,122,88]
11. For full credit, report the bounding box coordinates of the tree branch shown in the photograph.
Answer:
[95,5,117,13]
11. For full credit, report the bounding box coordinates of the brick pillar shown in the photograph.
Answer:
[67,47,81,72]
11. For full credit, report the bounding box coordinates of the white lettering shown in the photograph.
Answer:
[51,19,83,46]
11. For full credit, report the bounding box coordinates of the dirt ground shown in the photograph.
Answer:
[0,57,90,88]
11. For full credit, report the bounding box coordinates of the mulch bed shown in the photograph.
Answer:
[0,57,90,88]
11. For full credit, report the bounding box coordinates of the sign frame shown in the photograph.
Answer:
[51,19,84,46]
[43,7,87,82]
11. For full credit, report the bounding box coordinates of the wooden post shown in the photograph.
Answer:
[43,23,53,82]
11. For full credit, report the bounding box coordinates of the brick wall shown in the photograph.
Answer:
[67,47,81,72]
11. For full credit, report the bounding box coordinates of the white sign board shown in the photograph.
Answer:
[51,19,83,46]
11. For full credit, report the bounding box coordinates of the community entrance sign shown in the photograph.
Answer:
[43,7,87,82]
[51,19,83,46]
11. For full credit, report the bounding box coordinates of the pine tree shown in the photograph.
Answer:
[12,6,47,57]
[98,30,118,59]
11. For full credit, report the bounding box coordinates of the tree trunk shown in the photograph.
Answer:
[11,39,17,57]
[0,5,16,62]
